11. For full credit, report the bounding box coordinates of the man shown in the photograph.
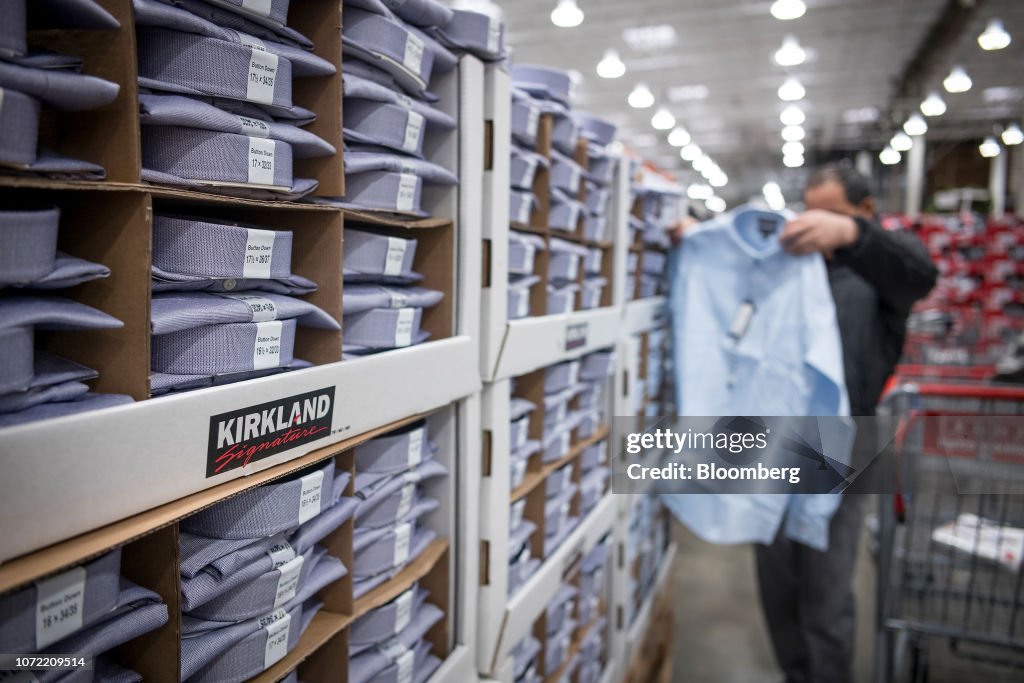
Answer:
[672,163,937,682]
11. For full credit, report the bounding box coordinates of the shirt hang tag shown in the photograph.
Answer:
[727,300,756,340]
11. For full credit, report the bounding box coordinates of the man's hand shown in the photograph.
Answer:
[669,216,699,245]
[781,210,859,257]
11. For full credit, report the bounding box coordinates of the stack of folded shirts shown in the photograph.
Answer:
[509,633,542,683]
[544,583,577,677]
[547,238,586,314]
[541,359,582,466]
[507,498,539,597]
[544,461,579,554]
[427,5,506,62]
[577,538,610,627]
[180,459,355,682]
[317,0,457,215]
[352,421,446,598]
[576,617,608,683]
[580,247,606,310]
[508,231,545,319]
[509,87,542,229]
[0,0,120,179]
[0,206,132,427]
[149,213,337,394]
[342,228,444,358]
[348,581,444,683]
[133,0,336,199]
[509,391,539,491]
[640,248,667,299]
[0,548,168,682]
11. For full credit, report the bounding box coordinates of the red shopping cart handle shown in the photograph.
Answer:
[883,374,1024,402]
[894,363,995,381]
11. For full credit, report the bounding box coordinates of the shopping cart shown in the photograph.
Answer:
[874,377,1024,682]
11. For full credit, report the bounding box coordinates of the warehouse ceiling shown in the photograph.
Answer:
[491,0,1024,204]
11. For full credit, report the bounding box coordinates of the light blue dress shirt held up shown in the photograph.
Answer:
[663,205,851,551]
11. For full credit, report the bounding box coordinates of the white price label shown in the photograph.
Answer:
[263,612,292,668]
[402,111,424,154]
[238,115,270,138]
[266,540,296,569]
[298,470,324,524]
[560,431,570,456]
[526,106,539,139]
[258,608,288,629]
[396,174,418,212]
[394,308,415,347]
[403,33,425,76]
[517,196,531,225]
[241,0,272,17]
[245,47,278,105]
[252,320,283,370]
[570,167,581,192]
[242,228,276,278]
[247,137,276,186]
[273,555,304,607]
[392,522,412,566]
[384,237,407,277]
[393,588,414,633]
[384,287,409,309]
[218,293,278,322]
[517,292,529,318]
[522,157,538,187]
[35,566,86,649]
[407,427,424,467]
[567,256,579,280]
[397,482,415,519]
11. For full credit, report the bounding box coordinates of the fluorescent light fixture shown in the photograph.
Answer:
[774,35,806,66]
[596,49,626,79]
[550,0,583,28]
[879,146,901,165]
[680,143,702,161]
[770,0,806,21]
[782,141,804,157]
[628,82,655,109]
[783,154,805,168]
[668,127,692,147]
[943,65,972,94]
[891,132,913,152]
[778,77,805,102]
[780,105,805,126]
[706,196,727,213]
[693,155,713,172]
[623,24,677,50]
[978,18,1011,51]
[1002,123,1023,146]
[980,136,1001,158]
[904,113,928,136]
[709,173,728,188]
[782,125,805,141]
[687,183,713,200]
[920,92,947,117]
[651,107,676,130]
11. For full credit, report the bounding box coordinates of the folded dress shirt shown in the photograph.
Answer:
[343,304,434,354]
[349,583,429,654]
[549,150,582,195]
[0,59,120,111]
[510,146,546,191]
[343,229,419,283]
[0,207,110,289]
[0,87,41,166]
[348,602,444,683]
[511,90,540,149]
[152,0,313,50]
[508,274,540,320]
[344,148,458,184]
[151,316,297,375]
[573,111,616,146]
[429,9,505,61]
[342,69,456,129]
[151,291,338,334]
[354,459,446,529]
[549,189,585,233]
[510,65,571,106]
[511,636,541,682]
[585,143,614,185]
[342,7,439,96]
[509,190,536,227]
[547,238,586,284]
[342,284,443,317]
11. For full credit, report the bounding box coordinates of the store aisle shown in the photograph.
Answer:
[669,521,877,683]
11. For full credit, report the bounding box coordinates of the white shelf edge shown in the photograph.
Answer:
[623,297,668,335]
[429,645,477,683]
[625,541,678,648]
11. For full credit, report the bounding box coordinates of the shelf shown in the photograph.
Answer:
[491,307,621,381]
[0,336,481,564]
[510,426,610,503]
[354,539,449,617]
[250,611,352,683]
[623,297,668,335]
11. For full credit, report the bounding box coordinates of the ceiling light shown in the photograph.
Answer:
[920,92,947,117]
[782,125,805,141]
[978,18,1011,51]
[763,181,782,195]
[904,113,928,136]
[706,196,727,213]
[651,107,676,130]
[628,82,655,109]
[774,35,806,66]
[709,173,728,188]
[668,127,691,147]
[693,155,713,172]
[782,141,804,156]
[890,132,913,151]
[1002,123,1023,146]
[943,65,972,94]
[770,0,806,21]
[780,105,805,126]
[680,143,702,161]
[778,77,805,101]
[550,0,583,28]
[980,136,1001,158]
[622,24,678,50]
[687,183,713,200]
[783,154,805,168]
[667,84,709,102]
[596,49,625,79]
[879,146,901,165]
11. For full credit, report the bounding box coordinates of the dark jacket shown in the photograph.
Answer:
[828,217,938,415]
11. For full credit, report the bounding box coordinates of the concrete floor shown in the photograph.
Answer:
[668,521,877,683]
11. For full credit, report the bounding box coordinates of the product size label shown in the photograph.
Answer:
[247,137,276,187]
[396,174,418,212]
[218,293,278,322]
[243,228,276,278]
[392,523,412,566]
[517,293,529,318]
[35,567,86,649]
[263,612,291,668]
[403,33,425,76]
[394,308,415,347]
[273,555,304,607]
[384,238,407,277]
[526,106,539,139]
[252,320,283,370]
[240,0,272,17]
[402,111,425,154]
[238,115,270,138]
[246,48,278,105]
[567,256,579,281]
[396,482,415,519]
[267,540,296,569]
[297,470,324,524]
[394,589,414,633]
[517,196,531,225]
[407,427,424,467]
